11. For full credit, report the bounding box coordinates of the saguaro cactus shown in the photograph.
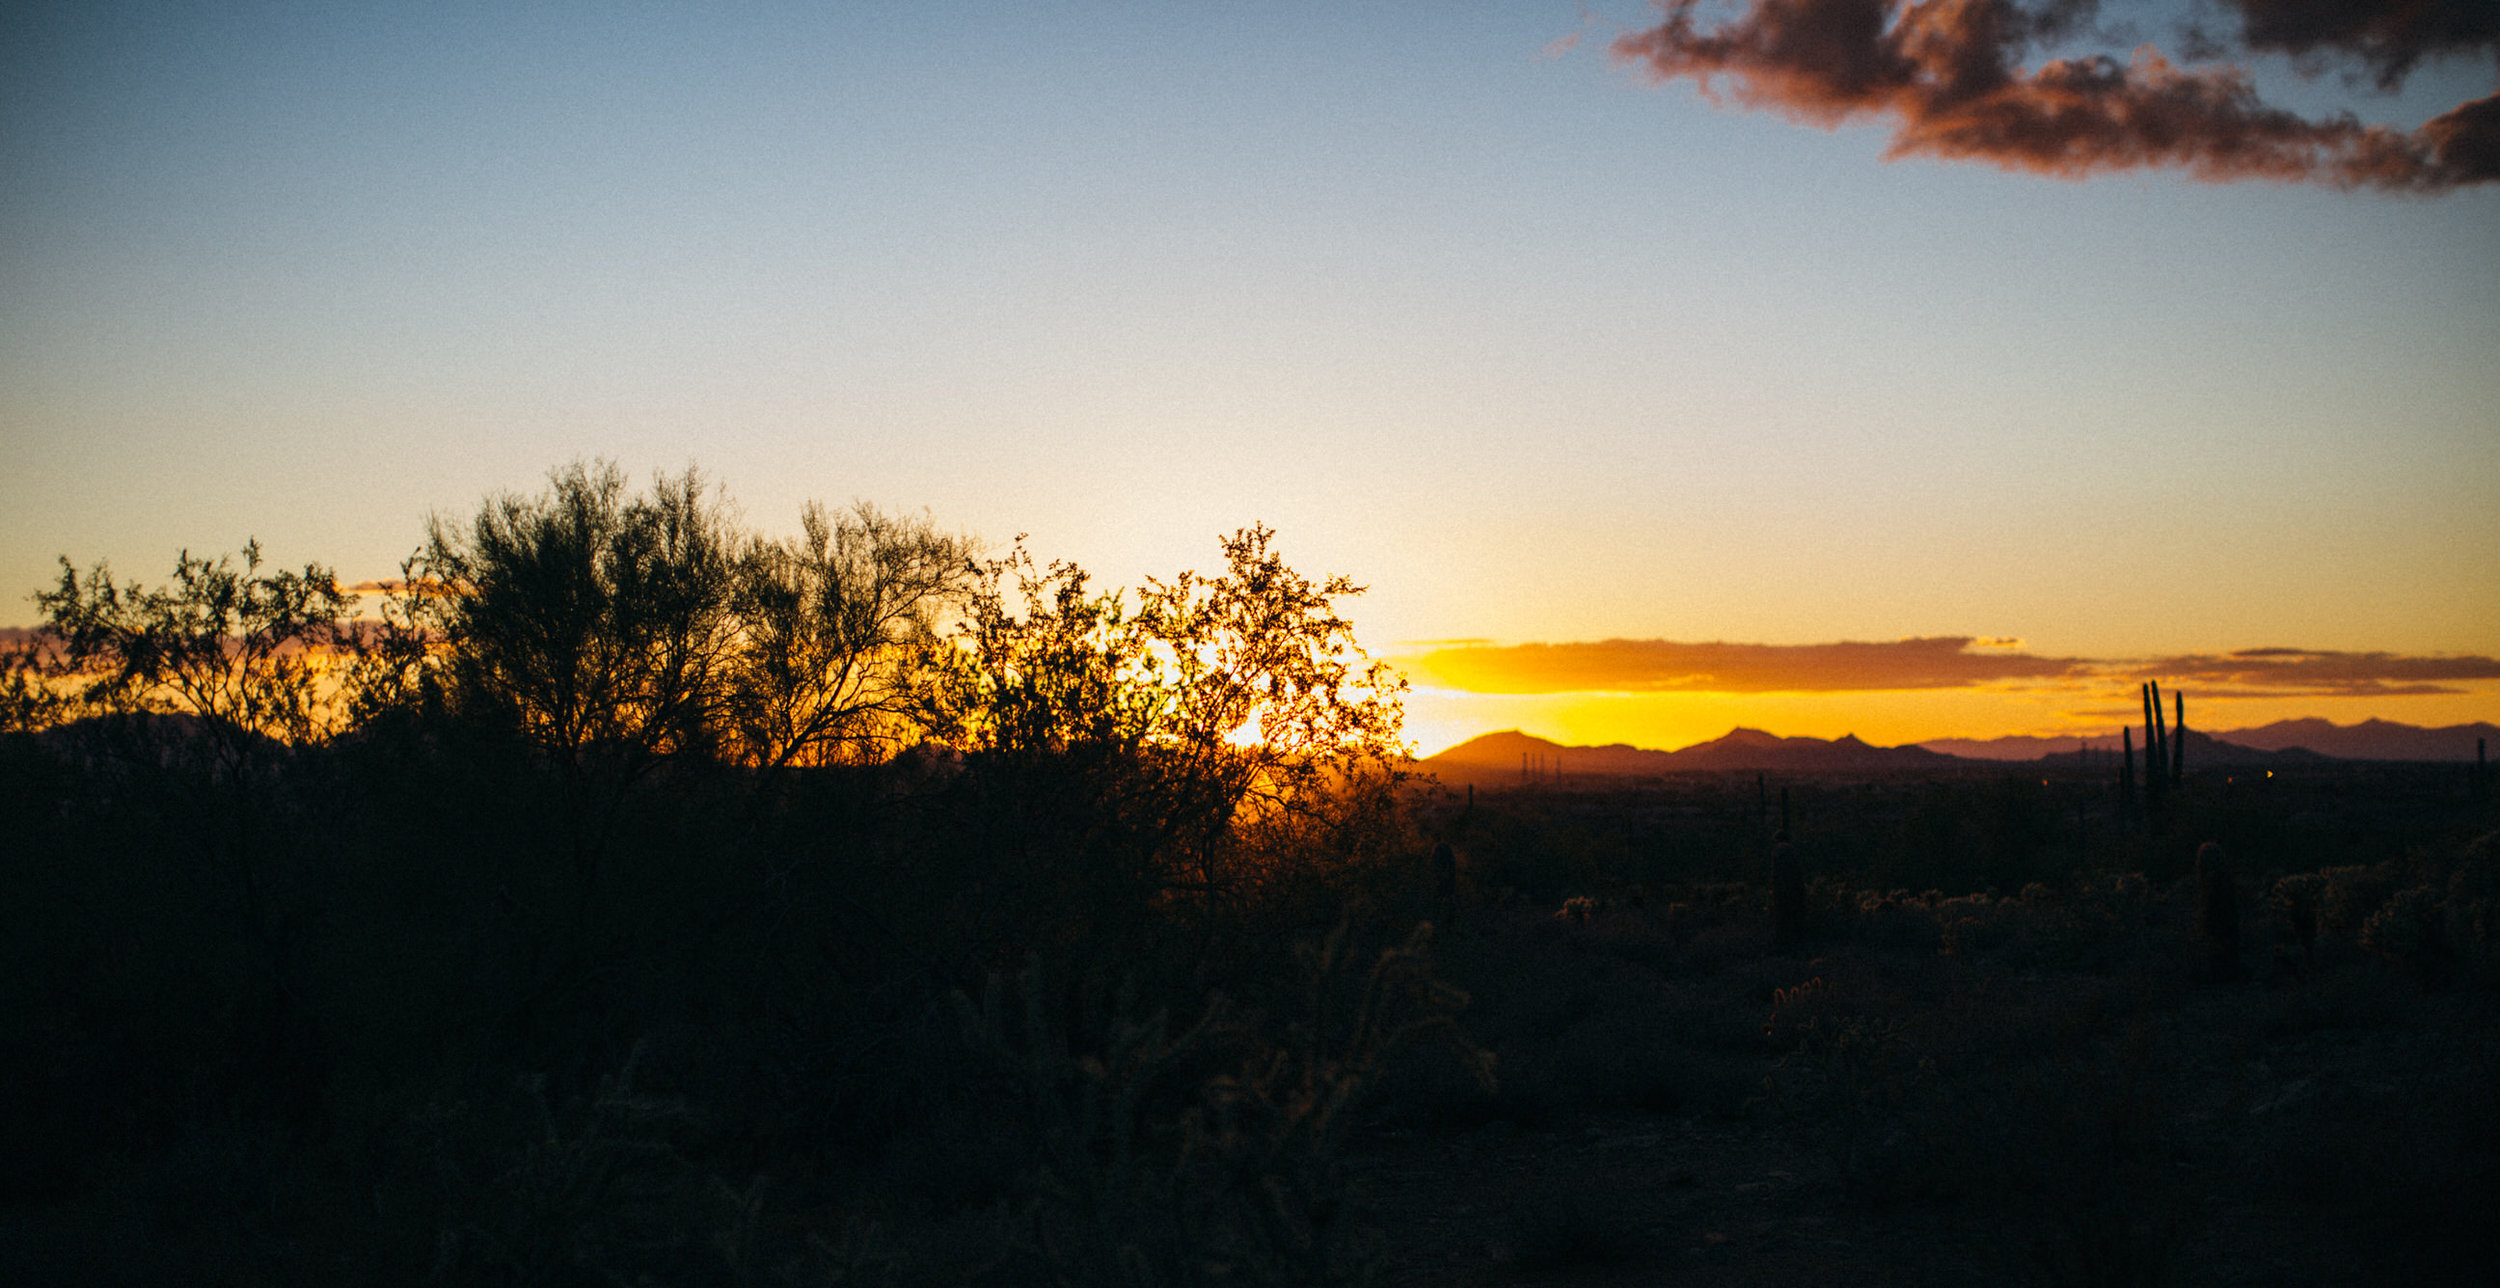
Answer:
[2141,681,2169,812]
[2171,690,2186,787]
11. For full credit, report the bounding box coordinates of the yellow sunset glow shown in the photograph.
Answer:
[1399,681,2500,759]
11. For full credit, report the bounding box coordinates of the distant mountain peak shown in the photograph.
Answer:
[1438,729,1557,751]
[1423,725,1957,777]
[1917,717,2497,763]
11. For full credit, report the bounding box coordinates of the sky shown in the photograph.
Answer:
[5,0,2496,757]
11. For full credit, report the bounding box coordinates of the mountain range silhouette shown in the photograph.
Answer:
[1918,718,2498,764]
[1426,717,2497,780]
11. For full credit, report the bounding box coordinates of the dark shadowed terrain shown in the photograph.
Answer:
[3,467,2495,1285]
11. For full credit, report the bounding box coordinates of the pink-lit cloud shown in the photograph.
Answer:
[1611,0,2498,189]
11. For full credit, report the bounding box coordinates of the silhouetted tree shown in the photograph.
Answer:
[421,461,740,783]
[36,539,356,764]
[934,526,1407,908]
[0,629,70,735]
[31,539,357,1119]
[1129,523,1410,901]
[724,500,974,778]
[415,462,744,927]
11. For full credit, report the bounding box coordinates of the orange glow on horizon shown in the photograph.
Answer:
[1400,681,2500,759]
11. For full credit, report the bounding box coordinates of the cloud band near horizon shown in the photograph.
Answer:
[1403,637,2500,697]
[1611,0,2500,190]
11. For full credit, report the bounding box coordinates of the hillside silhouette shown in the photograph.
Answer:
[1425,719,2495,787]
[1922,718,2500,763]
[1426,728,1958,783]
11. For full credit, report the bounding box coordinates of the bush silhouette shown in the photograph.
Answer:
[9,459,2497,1283]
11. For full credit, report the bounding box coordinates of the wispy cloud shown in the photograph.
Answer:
[1542,4,1601,60]
[1610,0,2498,190]
[346,577,454,597]
[1405,635,2088,693]
[1406,637,2500,698]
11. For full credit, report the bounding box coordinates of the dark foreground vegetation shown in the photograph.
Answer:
[3,463,2494,1285]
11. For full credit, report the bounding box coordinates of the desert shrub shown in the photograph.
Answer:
[1458,818,1604,906]
[1565,901,1684,974]
[2360,885,2448,980]
[1952,888,2118,971]
[2240,1032,2500,1281]
[411,1045,715,1288]
[1894,890,2113,967]
[1506,982,1699,1116]
[1840,887,1947,954]
[2440,834,2500,978]
[1881,1026,2185,1282]
[1756,975,1933,1183]
[1878,778,2060,895]
[2268,872,2326,955]
[2319,863,2398,934]
[960,922,1490,1288]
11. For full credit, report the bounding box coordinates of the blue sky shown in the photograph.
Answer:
[5,1,2495,750]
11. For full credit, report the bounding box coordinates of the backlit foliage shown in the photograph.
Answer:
[931,523,1410,903]
[35,539,356,761]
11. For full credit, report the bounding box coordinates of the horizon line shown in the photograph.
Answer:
[1416,716,2500,761]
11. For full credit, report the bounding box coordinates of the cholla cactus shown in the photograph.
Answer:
[956,924,1492,1287]
[2360,886,2447,978]
[2444,837,2500,964]
[2319,864,2398,934]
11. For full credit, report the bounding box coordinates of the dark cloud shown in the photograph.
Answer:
[2130,647,2500,695]
[1611,0,2498,189]
[2222,0,2500,89]
[1406,635,2088,693]
[2199,686,2470,697]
